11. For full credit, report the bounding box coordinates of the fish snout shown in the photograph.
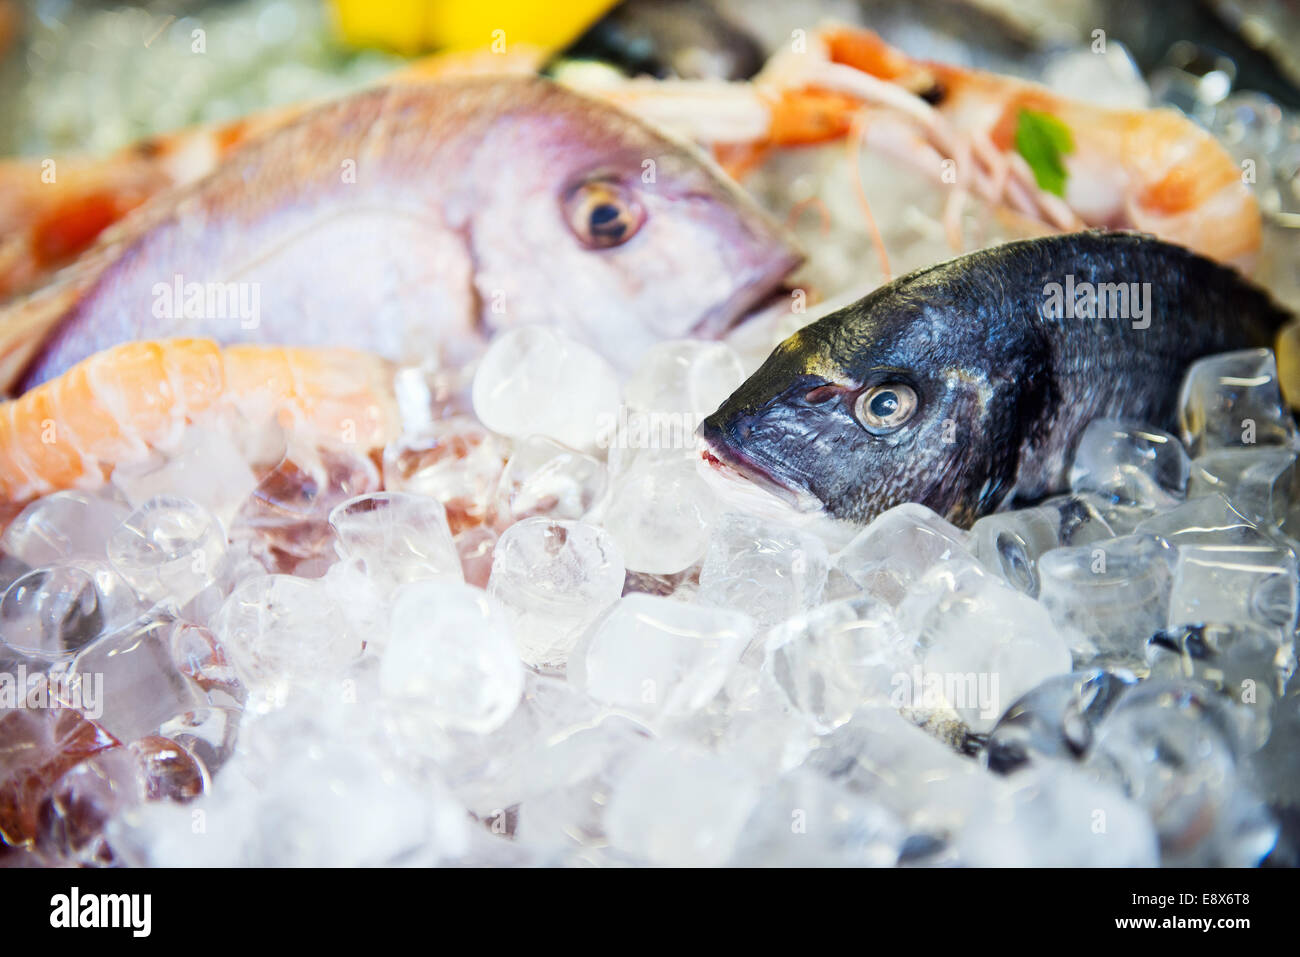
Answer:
[702,407,756,444]
[694,234,803,337]
[697,413,823,513]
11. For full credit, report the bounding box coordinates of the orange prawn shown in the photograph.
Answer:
[574,24,1263,271]
[0,339,399,503]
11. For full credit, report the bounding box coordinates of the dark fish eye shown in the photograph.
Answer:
[854,382,918,433]
[563,180,645,249]
[869,391,899,418]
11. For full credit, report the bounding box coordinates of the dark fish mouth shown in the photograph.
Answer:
[696,422,822,512]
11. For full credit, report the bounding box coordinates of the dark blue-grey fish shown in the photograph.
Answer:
[699,231,1294,528]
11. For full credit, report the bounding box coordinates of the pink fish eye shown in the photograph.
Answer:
[563,180,645,249]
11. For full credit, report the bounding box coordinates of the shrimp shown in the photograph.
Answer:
[0,339,399,503]
[568,25,1262,271]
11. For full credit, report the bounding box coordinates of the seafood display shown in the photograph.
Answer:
[1,0,1300,874]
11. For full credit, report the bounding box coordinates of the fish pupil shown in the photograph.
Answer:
[591,204,621,225]
[869,391,899,418]
[590,204,628,240]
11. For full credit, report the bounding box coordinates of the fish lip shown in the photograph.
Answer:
[697,421,822,512]
[693,248,803,336]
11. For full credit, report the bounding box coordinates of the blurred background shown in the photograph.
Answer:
[1,0,1298,162]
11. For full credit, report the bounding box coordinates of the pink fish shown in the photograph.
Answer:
[1,76,801,393]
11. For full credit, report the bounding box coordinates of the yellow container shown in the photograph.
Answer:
[329,0,618,55]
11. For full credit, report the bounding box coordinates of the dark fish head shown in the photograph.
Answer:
[463,79,801,370]
[698,268,1050,527]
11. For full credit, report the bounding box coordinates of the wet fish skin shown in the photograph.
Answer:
[5,76,800,392]
[700,231,1295,528]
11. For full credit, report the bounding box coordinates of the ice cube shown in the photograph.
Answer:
[903,564,1073,733]
[984,669,1132,774]
[234,441,382,569]
[1084,680,1277,866]
[167,620,243,705]
[392,358,476,432]
[730,769,905,866]
[622,568,699,601]
[487,518,625,670]
[495,435,606,524]
[833,503,976,608]
[1071,492,1162,537]
[1037,494,1119,545]
[1207,92,1287,159]
[36,747,144,866]
[381,580,524,734]
[696,513,830,625]
[676,703,815,781]
[454,526,497,589]
[471,326,622,451]
[310,557,386,654]
[433,672,608,816]
[1146,622,1284,747]
[764,597,910,731]
[1242,678,1300,854]
[130,735,208,803]
[328,491,462,595]
[1068,418,1189,508]
[601,455,718,574]
[107,496,226,606]
[956,764,1158,867]
[1134,492,1269,546]
[1179,348,1298,456]
[382,416,509,535]
[213,574,363,693]
[110,426,259,531]
[605,744,761,866]
[624,339,745,417]
[67,612,208,743]
[1037,534,1176,666]
[568,594,753,718]
[802,707,1002,851]
[133,731,467,866]
[509,715,650,853]
[0,707,118,855]
[157,707,241,778]
[0,565,108,662]
[1168,543,1299,638]
[69,560,144,632]
[0,491,130,568]
[1188,447,1298,528]
[970,507,1066,596]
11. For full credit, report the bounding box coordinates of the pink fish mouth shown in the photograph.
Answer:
[693,248,804,337]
